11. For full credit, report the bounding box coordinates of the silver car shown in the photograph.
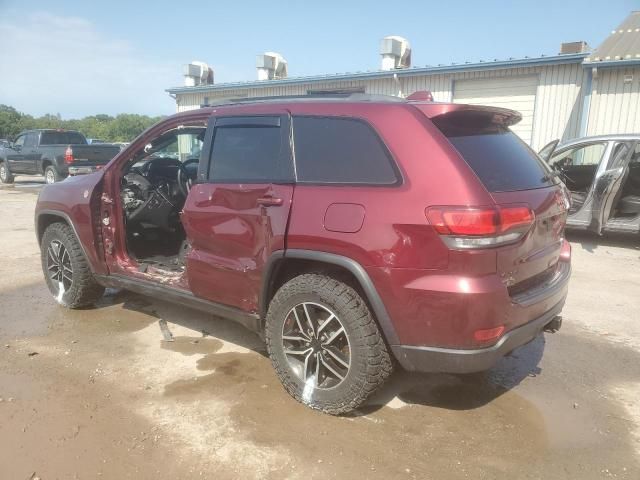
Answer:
[540,134,640,235]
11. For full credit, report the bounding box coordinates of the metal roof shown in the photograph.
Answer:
[166,53,588,95]
[585,11,640,66]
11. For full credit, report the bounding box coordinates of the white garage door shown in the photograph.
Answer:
[453,76,538,145]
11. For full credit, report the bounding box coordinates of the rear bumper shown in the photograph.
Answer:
[391,297,565,373]
[68,165,101,176]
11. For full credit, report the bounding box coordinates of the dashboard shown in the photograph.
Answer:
[120,157,198,231]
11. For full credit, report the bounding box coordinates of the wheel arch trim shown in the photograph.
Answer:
[260,249,400,345]
[41,159,53,173]
[35,210,91,268]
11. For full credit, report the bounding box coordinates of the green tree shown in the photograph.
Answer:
[0,105,24,139]
[0,104,164,143]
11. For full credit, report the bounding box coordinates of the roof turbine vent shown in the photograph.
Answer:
[256,52,288,80]
[380,36,411,70]
[183,61,214,87]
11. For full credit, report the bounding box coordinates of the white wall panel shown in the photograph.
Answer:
[453,76,538,144]
[588,67,640,136]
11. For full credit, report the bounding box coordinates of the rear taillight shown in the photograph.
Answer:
[426,205,534,249]
[64,146,73,164]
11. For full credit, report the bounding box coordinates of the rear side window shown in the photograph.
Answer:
[208,117,293,183]
[433,111,556,192]
[292,116,398,184]
[40,131,86,145]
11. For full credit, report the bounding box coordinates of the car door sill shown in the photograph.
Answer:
[94,274,261,334]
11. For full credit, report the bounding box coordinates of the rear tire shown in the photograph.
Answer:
[44,165,62,184]
[40,222,105,308]
[265,273,393,415]
[0,161,14,184]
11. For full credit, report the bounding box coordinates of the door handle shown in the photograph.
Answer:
[257,196,283,207]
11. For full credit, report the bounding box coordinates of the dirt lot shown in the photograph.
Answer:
[1,177,640,479]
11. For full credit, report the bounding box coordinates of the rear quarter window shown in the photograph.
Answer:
[433,111,556,192]
[292,116,398,185]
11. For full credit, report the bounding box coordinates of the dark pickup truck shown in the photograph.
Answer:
[0,129,121,184]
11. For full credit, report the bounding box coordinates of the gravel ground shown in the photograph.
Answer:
[1,177,639,479]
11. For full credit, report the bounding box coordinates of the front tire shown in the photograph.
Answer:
[40,222,105,308]
[0,161,14,184]
[265,273,393,415]
[44,165,62,184]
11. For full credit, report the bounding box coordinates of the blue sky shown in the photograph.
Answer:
[0,0,637,118]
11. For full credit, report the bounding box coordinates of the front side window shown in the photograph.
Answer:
[145,132,202,161]
[126,126,206,169]
[550,143,606,168]
[24,133,38,148]
[13,135,25,148]
[208,117,291,182]
[292,116,398,185]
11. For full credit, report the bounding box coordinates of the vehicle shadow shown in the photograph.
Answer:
[362,335,545,414]
[566,230,640,253]
[101,287,545,414]
[99,288,267,354]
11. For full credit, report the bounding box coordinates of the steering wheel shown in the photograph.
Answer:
[177,158,199,197]
[550,159,575,186]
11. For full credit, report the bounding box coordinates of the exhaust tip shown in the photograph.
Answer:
[544,316,563,333]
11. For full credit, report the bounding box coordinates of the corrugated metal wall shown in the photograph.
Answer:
[532,63,588,148]
[587,67,640,136]
[175,63,590,150]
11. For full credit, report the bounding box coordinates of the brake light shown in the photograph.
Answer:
[427,208,498,236]
[426,205,534,249]
[499,206,534,231]
[64,146,73,164]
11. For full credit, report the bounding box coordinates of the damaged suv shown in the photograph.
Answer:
[36,93,571,414]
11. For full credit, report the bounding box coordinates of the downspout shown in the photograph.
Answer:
[579,66,594,137]
[393,73,404,98]
[167,92,179,113]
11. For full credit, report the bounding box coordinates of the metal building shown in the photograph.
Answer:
[167,12,640,150]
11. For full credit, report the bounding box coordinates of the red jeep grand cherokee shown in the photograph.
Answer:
[36,93,571,414]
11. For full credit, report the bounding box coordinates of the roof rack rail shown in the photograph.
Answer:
[199,92,405,108]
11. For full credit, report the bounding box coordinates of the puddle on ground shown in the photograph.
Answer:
[161,336,223,356]
[161,349,550,477]
[158,328,640,479]
[0,283,64,339]
[4,278,640,478]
